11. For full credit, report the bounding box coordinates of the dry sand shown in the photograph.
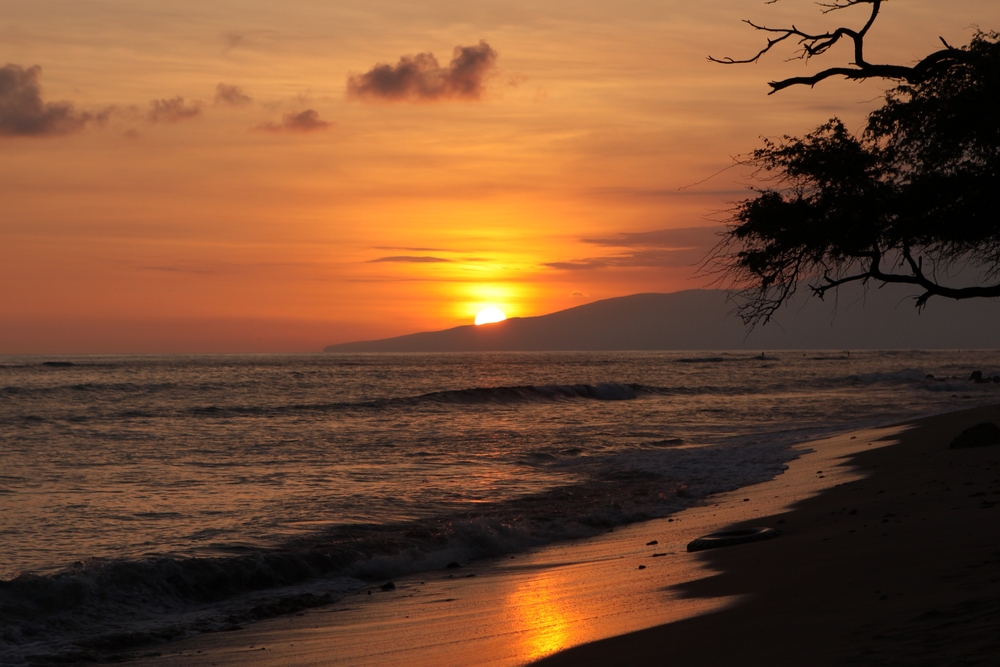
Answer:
[131,404,1000,667]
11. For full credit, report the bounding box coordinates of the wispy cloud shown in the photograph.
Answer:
[375,246,449,252]
[255,109,331,133]
[545,226,722,271]
[347,41,497,103]
[582,227,721,250]
[148,97,201,123]
[586,186,746,199]
[214,83,252,107]
[222,29,278,53]
[0,64,90,137]
[368,256,452,263]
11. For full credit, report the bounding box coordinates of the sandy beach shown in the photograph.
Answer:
[539,403,1000,666]
[125,403,1000,667]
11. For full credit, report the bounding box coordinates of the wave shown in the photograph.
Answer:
[406,382,653,404]
[1,382,661,416]
[0,438,794,664]
[847,368,931,384]
[180,383,667,417]
[845,368,1000,389]
[0,381,182,399]
[674,354,779,363]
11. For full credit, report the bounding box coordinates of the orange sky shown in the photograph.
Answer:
[3,0,998,353]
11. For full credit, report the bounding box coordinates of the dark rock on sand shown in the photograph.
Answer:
[646,540,658,546]
[949,423,1000,449]
[380,582,396,591]
[687,527,781,552]
[41,361,74,367]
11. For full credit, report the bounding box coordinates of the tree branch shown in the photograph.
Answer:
[808,247,1000,308]
[711,0,969,93]
[767,64,915,93]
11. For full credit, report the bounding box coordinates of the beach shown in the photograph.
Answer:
[122,404,1000,667]
[539,402,1000,666]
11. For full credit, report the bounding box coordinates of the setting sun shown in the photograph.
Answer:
[474,307,507,325]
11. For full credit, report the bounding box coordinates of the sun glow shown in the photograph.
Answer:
[474,307,507,325]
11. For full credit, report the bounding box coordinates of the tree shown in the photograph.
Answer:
[707,0,1000,326]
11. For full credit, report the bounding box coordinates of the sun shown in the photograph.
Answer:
[474,307,507,325]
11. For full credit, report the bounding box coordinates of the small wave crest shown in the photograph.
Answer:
[847,368,931,385]
[674,354,778,363]
[410,382,650,404]
[180,383,663,418]
[845,368,1000,392]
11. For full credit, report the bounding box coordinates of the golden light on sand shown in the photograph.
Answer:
[474,307,507,325]
[506,573,576,662]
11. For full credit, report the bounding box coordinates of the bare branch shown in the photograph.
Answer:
[806,247,1000,311]
[708,22,796,65]
[710,0,968,92]
[767,64,914,93]
[809,271,871,298]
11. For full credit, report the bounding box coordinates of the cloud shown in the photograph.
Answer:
[368,256,452,263]
[255,109,331,133]
[148,96,201,123]
[346,41,497,103]
[375,246,448,252]
[572,291,590,298]
[214,83,252,107]
[222,30,277,53]
[582,227,721,250]
[587,186,746,199]
[545,226,722,271]
[0,64,90,137]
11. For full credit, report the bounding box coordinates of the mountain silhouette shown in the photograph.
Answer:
[324,287,1000,352]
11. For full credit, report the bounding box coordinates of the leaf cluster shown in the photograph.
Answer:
[713,31,1000,326]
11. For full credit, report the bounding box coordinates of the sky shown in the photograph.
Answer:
[2,0,998,353]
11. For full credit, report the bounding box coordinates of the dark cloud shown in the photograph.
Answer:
[0,64,90,137]
[368,256,452,264]
[214,83,252,107]
[545,226,723,272]
[347,41,497,103]
[148,97,201,123]
[255,109,331,133]
[375,246,448,252]
[572,291,590,298]
[222,30,277,53]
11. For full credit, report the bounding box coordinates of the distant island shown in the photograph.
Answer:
[324,287,1000,352]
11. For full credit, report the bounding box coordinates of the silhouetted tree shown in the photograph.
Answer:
[707,0,1000,326]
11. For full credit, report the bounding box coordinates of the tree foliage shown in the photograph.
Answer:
[708,1,1000,326]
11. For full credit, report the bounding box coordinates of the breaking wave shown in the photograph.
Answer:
[0,439,793,664]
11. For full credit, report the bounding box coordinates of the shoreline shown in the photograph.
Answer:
[118,406,1000,666]
[536,402,1000,666]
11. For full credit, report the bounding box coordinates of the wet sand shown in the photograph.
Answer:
[131,404,1000,667]
[538,403,1000,666]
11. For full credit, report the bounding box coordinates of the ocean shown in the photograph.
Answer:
[2,350,999,664]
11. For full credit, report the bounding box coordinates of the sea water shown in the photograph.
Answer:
[1,351,999,663]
